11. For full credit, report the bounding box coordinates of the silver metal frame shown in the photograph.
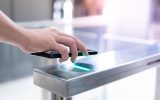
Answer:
[34,43,160,99]
[155,67,160,100]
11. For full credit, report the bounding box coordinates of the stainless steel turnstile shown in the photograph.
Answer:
[33,43,160,100]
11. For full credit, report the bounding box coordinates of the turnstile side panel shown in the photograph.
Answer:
[33,43,160,98]
[33,71,69,97]
[68,62,160,97]
[68,53,160,88]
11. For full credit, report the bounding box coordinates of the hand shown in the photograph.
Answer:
[21,27,88,62]
[0,11,88,62]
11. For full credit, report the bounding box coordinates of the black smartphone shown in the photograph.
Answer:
[31,49,98,58]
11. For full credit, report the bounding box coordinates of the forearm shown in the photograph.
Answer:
[0,10,26,48]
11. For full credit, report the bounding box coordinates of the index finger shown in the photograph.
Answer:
[58,32,88,55]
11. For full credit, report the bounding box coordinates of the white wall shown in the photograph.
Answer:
[104,0,153,39]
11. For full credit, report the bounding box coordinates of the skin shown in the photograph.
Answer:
[0,10,88,62]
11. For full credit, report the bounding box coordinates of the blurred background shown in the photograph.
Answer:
[0,0,160,100]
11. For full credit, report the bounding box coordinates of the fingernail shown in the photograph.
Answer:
[82,52,88,56]
[71,59,76,63]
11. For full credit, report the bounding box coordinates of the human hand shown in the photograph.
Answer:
[0,10,87,62]
[20,27,88,62]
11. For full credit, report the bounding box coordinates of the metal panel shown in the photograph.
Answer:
[155,67,160,100]
[34,43,160,98]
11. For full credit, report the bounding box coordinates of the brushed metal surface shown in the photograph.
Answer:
[34,42,160,98]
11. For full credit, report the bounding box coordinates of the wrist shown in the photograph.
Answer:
[0,10,29,51]
[12,26,29,51]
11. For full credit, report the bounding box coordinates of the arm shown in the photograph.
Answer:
[0,10,26,48]
[0,10,88,62]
